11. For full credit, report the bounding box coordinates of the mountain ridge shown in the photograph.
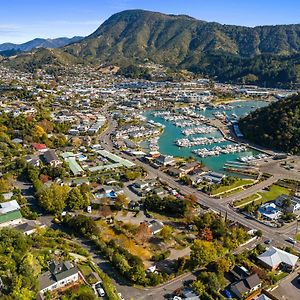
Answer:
[4,9,300,87]
[0,36,84,52]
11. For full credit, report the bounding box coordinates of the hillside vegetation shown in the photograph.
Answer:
[239,94,300,154]
[4,10,300,87]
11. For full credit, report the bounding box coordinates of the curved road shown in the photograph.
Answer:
[96,114,300,299]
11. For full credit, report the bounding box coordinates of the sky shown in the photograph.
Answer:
[0,0,299,44]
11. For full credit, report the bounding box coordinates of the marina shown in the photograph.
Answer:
[144,100,271,172]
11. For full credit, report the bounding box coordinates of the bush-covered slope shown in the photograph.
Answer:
[239,94,300,154]
[4,10,300,87]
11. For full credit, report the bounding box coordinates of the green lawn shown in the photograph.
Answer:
[258,185,290,203]
[234,194,260,207]
[78,264,97,284]
[211,179,253,196]
[234,184,290,208]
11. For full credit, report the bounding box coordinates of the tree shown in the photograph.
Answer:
[190,240,219,268]
[192,280,206,296]
[114,194,128,210]
[212,257,232,274]
[67,187,90,210]
[63,215,100,237]
[159,225,173,241]
[199,227,213,242]
[255,230,263,237]
[32,125,46,139]
[282,198,292,210]
[185,194,198,204]
[136,223,152,244]
[37,183,70,214]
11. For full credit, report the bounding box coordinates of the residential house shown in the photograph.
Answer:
[203,171,225,184]
[32,143,48,153]
[14,220,46,235]
[0,200,23,228]
[154,155,175,167]
[43,150,62,167]
[39,261,80,294]
[230,273,261,299]
[179,161,200,175]
[257,246,298,271]
[147,220,164,235]
[275,194,300,213]
[168,167,185,178]
[25,155,40,167]
[181,288,200,300]
[258,203,282,221]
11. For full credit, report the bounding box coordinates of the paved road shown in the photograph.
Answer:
[100,116,300,250]
[14,113,300,300]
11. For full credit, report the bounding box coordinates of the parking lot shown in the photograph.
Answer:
[271,271,300,299]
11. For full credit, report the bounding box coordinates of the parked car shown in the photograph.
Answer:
[97,288,105,297]
[224,289,233,298]
[264,239,272,245]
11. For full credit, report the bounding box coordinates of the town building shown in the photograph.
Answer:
[43,150,62,167]
[0,200,22,227]
[38,261,80,295]
[275,194,300,213]
[257,246,298,271]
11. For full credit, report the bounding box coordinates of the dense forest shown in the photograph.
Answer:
[239,94,300,154]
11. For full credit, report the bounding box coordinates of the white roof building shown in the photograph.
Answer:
[258,247,298,270]
[0,200,20,214]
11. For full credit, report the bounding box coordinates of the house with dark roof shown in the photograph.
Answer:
[230,273,261,299]
[14,220,46,235]
[43,150,62,167]
[39,260,80,294]
[275,194,300,213]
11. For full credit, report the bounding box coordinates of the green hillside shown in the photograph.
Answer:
[239,94,300,154]
[4,9,300,87]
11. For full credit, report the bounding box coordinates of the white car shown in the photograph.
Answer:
[97,288,105,297]
[173,297,182,300]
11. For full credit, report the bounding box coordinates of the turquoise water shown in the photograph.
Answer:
[144,100,270,173]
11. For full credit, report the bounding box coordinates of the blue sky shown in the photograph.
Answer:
[0,0,299,43]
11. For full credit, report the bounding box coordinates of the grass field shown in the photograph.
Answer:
[258,185,290,203]
[234,184,290,208]
[211,179,253,196]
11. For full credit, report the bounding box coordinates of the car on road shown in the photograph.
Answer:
[264,239,272,244]
[287,237,297,245]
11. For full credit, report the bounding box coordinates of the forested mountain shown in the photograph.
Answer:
[66,10,300,61]
[239,94,300,154]
[0,36,83,52]
[4,10,300,86]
